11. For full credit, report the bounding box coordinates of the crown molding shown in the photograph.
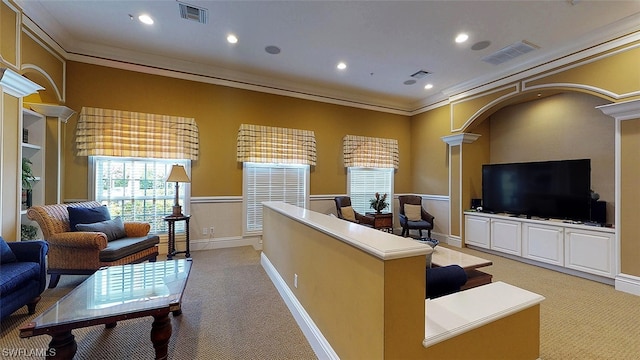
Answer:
[14,0,640,116]
[67,52,414,117]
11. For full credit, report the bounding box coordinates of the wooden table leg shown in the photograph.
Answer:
[150,312,172,360]
[47,330,77,360]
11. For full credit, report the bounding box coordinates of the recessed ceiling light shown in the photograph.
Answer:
[337,62,347,70]
[455,33,469,43]
[227,34,238,44]
[138,14,154,25]
[424,84,434,90]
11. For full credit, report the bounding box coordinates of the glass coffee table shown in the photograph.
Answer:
[20,259,192,360]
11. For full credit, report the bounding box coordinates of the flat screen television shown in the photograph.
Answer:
[482,159,591,221]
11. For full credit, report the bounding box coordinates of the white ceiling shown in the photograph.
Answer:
[15,0,640,112]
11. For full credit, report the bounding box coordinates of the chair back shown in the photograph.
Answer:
[27,201,102,239]
[334,196,352,219]
[398,195,422,215]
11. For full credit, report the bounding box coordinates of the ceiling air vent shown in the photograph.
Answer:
[410,70,431,79]
[178,2,208,24]
[481,40,539,65]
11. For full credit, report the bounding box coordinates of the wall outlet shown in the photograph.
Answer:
[202,227,208,235]
[294,273,298,288]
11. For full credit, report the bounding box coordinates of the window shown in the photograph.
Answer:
[243,162,309,234]
[90,156,190,233]
[348,168,394,215]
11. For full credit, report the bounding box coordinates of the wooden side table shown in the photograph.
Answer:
[366,212,393,232]
[164,215,191,260]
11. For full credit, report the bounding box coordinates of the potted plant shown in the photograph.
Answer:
[22,158,36,209]
[369,192,389,214]
[21,224,39,240]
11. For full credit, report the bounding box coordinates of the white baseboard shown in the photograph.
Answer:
[260,253,339,360]
[444,234,462,248]
[615,273,640,296]
[190,236,262,251]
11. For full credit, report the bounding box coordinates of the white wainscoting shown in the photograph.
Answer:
[186,194,451,253]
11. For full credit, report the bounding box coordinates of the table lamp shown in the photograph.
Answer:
[166,164,190,217]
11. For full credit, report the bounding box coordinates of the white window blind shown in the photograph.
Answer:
[92,261,186,308]
[348,168,394,215]
[91,156,190,233]
[243,162,309,233]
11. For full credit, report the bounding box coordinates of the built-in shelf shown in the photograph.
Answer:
[20,107,46,240]
[24,102,75,123]
[22,142,42,150]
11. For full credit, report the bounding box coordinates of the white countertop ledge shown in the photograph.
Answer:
[424,281,545,347]
[264,202,432,260]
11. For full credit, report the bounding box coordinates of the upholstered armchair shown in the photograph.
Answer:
[334,196,375,227]
[0,237,48,321]
[27,201,159,288]
[398,195,435,238]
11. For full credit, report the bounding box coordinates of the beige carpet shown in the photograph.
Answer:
[449,245,640,360]
[3,244,640,359]
[0,247,317,360]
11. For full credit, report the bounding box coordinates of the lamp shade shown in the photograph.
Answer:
[166,165,191,183]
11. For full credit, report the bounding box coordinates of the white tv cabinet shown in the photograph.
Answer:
[464,211,616,282]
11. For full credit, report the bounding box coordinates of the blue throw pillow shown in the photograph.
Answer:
[0,237,17,264]
[75,217,126,241]
[68,205,111,232]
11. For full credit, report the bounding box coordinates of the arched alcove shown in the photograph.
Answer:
[461,88,613,133]
[463,89,616,224]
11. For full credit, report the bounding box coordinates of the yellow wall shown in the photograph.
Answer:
[63,61,413,199]
[4,0,640,278]
[1,93,19,240]
[462,121,490,210]
[263,205,541,359]
[262,207,417,359]
[1,0,19,67]
[620,119,640,276]
[409,104,450,195]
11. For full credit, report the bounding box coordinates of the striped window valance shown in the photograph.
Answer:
[75,107,199,160]
[343,135,399,169]
[236,124,316,165]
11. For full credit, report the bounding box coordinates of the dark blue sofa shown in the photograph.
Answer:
[426,265,468,299]
[0,237,48,321]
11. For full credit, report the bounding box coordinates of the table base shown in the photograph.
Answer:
[42,311,178,360]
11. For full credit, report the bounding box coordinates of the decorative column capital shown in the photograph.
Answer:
[0,68,43,97]
[441,133,481,146]
[597,99,640,121]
